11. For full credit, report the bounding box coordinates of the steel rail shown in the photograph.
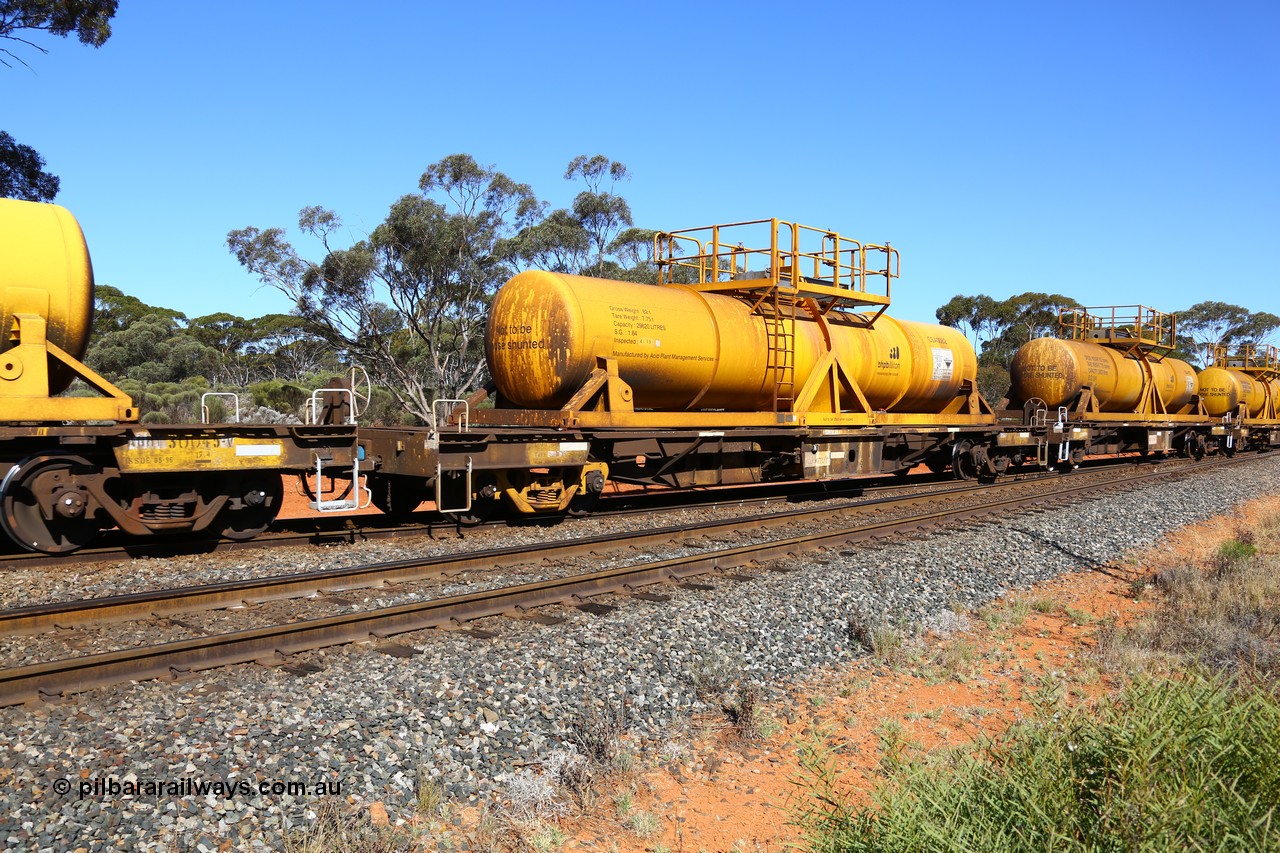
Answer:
[0,455,1151,569]
[0,471,1079,635]
[0,455,1248,706]
[0,471,961,570]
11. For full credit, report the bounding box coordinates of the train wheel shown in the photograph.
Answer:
[369,476,424,519]
[0,454,100,554]
[952,441,977,480]
[220,473,284,540]
[1192,434,1208,461]
[567,468,607,517]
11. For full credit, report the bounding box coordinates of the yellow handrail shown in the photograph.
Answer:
[1058,305,1176,352]
[654,218,895,308]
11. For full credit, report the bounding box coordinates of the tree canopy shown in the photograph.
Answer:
[1,0,119,201]
[228,153,652,425]
[0,0,117,67]
[81,286,353,424]
[0,129,58,200]
[1174,302,1280,364]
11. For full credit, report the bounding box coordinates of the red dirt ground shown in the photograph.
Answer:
[498,493,1280,851]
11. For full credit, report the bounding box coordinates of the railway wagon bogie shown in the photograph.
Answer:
[0,424,357,553]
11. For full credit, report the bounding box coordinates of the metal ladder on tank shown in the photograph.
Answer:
[764,288,796,413]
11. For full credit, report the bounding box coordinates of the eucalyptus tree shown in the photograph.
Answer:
[228,154,539,425]
[1174,301,1280,365]
[565,154,632,278]
[1,0,118,200]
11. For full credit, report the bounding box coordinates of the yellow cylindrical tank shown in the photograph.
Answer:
[0,198,95,394]
[1197,366,1269,417]
[1009,337,1198,412]
[485,271,977,413]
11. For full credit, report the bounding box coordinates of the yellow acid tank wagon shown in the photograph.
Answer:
[1010,337,1198,412]
[1007,306,1200,418]
[1198,346,1280,419]
[486,273,977,414]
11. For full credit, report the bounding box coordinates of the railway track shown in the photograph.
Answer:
[0,456,1158,570]
[0,455,1250,706]
[0,471,962,569]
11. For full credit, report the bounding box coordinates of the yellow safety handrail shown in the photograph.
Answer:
[1058,305,1176,352]
[654,218,896,309]
[1211,343,1280,375]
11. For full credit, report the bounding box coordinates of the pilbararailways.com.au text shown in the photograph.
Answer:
[50,775,344,800]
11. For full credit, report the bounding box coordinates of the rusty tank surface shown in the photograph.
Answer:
[0,198,96,395]
[1198,346,1280,418]
[1009,337,1198,412]
[486,271,977,414]
[1007,306,1199,415]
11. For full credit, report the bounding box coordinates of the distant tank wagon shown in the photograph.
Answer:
[1196,345,1280,451]
[1198,345,1280,420]
[1001,305,1279,460]
[1009,337,1199,414]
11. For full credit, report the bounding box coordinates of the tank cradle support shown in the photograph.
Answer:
[2,306,136,423]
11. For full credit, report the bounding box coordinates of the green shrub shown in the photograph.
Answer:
[792,674,1280,852]
[1215,538,1258,574]
[250,379,309,413]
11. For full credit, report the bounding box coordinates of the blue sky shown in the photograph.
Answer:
[5,1,1277,326]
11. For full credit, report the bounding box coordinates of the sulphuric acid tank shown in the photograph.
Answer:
[485,271,977,412]
[1197,366,1276,417]
[1009,337,1198,412]
[0,198,95,394]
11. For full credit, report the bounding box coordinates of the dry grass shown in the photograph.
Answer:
[282,799,411,853]
[791,506,1280,853]
[1096,515,1280,682]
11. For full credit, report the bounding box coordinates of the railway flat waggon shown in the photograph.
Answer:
[359,219,1011,517]
[1198,344,1280,452]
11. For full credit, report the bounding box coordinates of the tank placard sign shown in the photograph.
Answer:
[608,304,667,347]
[930,348,954,382]
[608,304,711,363]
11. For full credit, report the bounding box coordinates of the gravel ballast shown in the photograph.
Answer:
[1,457,1276,851]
